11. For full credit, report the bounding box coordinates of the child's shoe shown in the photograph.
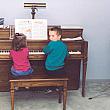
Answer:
[55,88,59,92]
[45,89,52,94]
[25,87,29,89]
[15,87,19,90]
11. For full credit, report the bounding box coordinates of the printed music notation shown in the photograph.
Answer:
[15,19,47,40]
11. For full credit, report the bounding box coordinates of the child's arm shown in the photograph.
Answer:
[43,42,53,54]
[65,50,69,61]
[27,48,29,59]
[9,54,12,59]
[65,46,69,57]
[67,50,69,57]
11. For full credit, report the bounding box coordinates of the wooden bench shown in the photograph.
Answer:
[9,74,68,110]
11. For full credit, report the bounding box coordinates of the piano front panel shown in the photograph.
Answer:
[0,60,81,91]
[0,61,11,91]
[27,40,48,50]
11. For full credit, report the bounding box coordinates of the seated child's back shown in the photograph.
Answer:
[43,27,69,75]
[10,33,33,76]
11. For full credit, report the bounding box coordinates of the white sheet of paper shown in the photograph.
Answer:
[62,36,82,41]
[15,19,47,40]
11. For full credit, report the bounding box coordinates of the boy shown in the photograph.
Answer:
[43,27,69,93]
[43,27,69,77]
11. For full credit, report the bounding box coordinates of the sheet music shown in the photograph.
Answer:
[62,36,82,41]
[32,19,47,40]
[61,25,83,29]
[15,19,47,40]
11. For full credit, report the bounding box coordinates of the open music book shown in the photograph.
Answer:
[15,19,47,40]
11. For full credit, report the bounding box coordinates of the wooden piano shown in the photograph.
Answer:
[0,26,88,97]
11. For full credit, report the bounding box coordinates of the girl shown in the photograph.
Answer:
[10,33,33,76]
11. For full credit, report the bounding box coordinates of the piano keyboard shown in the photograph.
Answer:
[0,50,9,55]
[0,50,81,55]
[0,50,45,55]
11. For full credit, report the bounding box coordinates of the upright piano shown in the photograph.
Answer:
[0,26,88,97]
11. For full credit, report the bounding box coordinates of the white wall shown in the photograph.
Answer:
[0,0,110,79]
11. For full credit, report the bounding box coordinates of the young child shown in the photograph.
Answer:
[10,33,33,77]
[43,27,69,93]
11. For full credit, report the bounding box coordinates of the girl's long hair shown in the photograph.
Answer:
[12,33,27,51]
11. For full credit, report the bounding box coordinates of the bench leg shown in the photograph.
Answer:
[10,83,15,110]
[58,90,62,103]
[63,85,67,110]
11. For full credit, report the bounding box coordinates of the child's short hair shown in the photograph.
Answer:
[49,27,62,35]
[12,33,27,51]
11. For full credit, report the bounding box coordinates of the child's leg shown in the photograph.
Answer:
[11,67,19,76]
[11,67,33,76]
[11,67,33,90]
[46,67,66,77]
[45,68,66,93]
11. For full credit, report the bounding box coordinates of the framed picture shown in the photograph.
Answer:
[0,18,4,28]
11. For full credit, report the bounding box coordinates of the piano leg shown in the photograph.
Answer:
[82,58,87,97]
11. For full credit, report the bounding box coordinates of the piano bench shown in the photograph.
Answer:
[9,77,68,110]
